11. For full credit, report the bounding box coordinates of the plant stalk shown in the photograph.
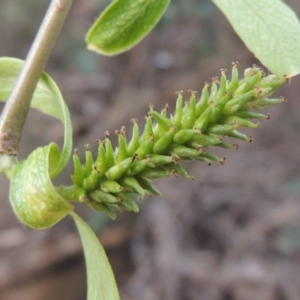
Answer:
[0,0,74,155]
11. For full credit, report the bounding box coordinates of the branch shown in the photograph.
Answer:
[0,0,74,155]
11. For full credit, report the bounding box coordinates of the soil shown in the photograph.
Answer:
[1,0,300,299]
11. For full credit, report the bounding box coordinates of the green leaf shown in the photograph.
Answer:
[70,212,120,300]
[0,57,73,228]
[10,143,73,229]
[212,0,300,78]
[86,0,170,55]
[0,57,72,178]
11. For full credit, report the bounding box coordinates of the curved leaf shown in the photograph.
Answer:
[70,212,120,300]
[86,0,170,55]
[212,0,300,78]
[10,143,73,229]
[0,57,72,178]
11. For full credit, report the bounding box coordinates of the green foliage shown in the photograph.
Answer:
[212,0,300,78]
[71,212,120,300]
[0,57,72,178]
[10,143,73,229]
[1,1,300,299]
[86,0,171,55]
[66,64,286,218]
[0,57,119,299]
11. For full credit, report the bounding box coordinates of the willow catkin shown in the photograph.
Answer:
[70,63,286,219]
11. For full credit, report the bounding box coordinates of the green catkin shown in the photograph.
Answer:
[69,63,285,218]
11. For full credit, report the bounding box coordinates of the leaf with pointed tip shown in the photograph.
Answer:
[70,212,120,300]
[86,0,170,55]
[212,0,300,78]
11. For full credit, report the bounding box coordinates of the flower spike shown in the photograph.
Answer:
[67,63,286,218]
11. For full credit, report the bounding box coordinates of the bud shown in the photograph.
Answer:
[95,140,107,178]
[116,192,139,213]
[100,179,125,193]
[120,176,146,196]
[126,158,148,176]
[181,91,197,129]
[86,199,117,219]
[89,189,118,204]
[173,128,200,144]
[137,176,162,196]
[127,119,140,155]
[153,126,177,154]
[83,166,100,191]
[71,150,84,187]
[105,157,133,180]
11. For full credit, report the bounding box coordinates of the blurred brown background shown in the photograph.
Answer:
[1,0,300,299]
